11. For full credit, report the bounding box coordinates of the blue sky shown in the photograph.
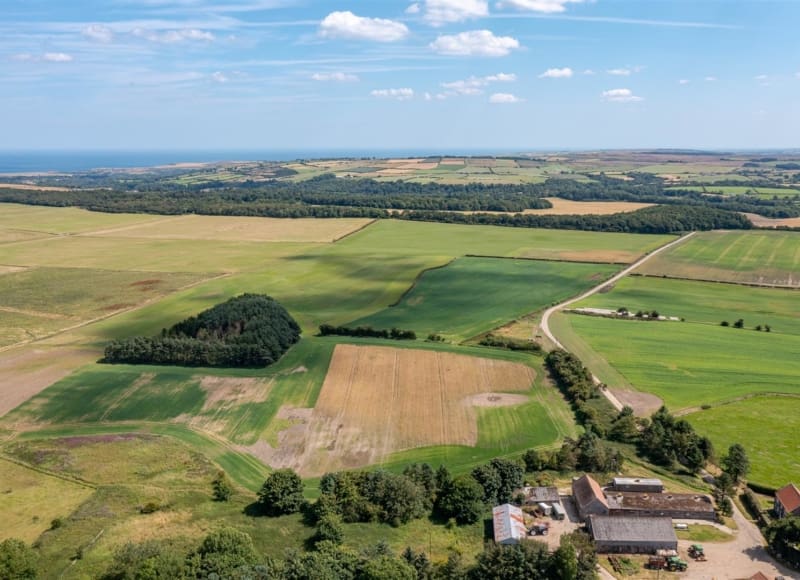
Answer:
[1,0,799,151]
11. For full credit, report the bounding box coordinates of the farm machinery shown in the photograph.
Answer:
[688,544,707,561]
[646,555,689,572]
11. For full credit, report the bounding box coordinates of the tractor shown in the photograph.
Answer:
[688,544,707,561]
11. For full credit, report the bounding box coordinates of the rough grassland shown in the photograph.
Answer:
[564,314,800,409]
[636,230,800,286]
[687,396,800,489]
[262,344,541,476]
[0,202,162,234]
[0,458,94,543]
[352,257,619,340]
[577,276,800,336]
[90,215,374,243]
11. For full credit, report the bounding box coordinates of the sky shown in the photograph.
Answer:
[1,0,799,151]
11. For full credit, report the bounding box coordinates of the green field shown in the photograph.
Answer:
[352,257,619,340]
[636,230,800,286]
[577,276,800,336]
[562,314,800,409]
[0,203,162,234]
[687,396,800,489]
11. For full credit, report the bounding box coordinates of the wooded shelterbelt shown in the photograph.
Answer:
[1,171,796,233]
[103,294,300,367]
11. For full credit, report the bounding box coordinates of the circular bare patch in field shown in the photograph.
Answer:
[465,393,530,407]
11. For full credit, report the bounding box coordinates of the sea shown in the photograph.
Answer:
[0,149,528,173]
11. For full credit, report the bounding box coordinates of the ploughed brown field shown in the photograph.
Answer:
[250,344,535,476]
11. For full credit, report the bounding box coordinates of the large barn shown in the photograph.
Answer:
[572,474,609,520]
[588,515,678,554]
[606,491,716,521]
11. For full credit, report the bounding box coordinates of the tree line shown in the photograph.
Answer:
[103,294,300,368]
[318,325,417,340]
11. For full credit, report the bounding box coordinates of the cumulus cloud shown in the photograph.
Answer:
[440,72,515,96]
[312,72,360,82]
[607,68,631,76]
[678,79,690,85]
[320,11,409,42]
[133,28,215,42]
[83,24,114,43]
[430,30,520,57]
[601,88,643,103]
[419,0,489,25]
[44,53,74,62]
[371,88,414,100]
[498,0,585,13]
[211,71,229,83]
[539,67,573,78]
[489,92,522,103]
[407,3,421,14]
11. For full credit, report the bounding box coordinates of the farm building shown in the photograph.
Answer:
[606,491,716,521]
[588,515,678,554]
[493,503,527,545]
[774,483,800,519]
[611,477,664,494]
[518,486,560,505]
[572,474,609,520]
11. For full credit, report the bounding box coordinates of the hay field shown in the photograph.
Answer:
[745,213,800,228]
[353,257,618,340]
[0,202,162,234]
[90,215,374,243]
[278,344,536,476]
[636,230,800,286]
[0,459,94,543]
[523,198,654,215]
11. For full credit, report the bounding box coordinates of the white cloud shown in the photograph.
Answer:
[489,92,522,103]
[83,24,114,43]
[678,79,690,85]
[371,88,414,100]
[133,28,215,42]
[430,30,520,57]
[441,72,515,95]
[607,68,631,76]
[211,71,229,83]
[319,11,409,42]
[311,72,360,82]
[539,67,573,78]
[498,0,585,13]
[705,76,717,82]
[582,69,595,75]
[420,0,489,25]
[406,3,421,14]
[602,88,643,102]
[44,53,74,62]
[754,74,768,81]
[13,52,75,63]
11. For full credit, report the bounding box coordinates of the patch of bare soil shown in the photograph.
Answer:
[610,389,663,417]
[0,346,97,418]
[198,376,273,411]
[464,393,530,407]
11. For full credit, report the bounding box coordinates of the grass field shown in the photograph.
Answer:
[562,314,800,409]
[636,230,800,286]
[352,257,619,340]
[0,458,94,543]
[90,215,374,243]
[576,276,800,336]
[0,203,162,234]
[687,396,800,489]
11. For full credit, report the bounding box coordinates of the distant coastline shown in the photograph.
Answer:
[0,149,527,173]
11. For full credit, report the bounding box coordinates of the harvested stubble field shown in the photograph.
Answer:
[745,212,800,228]
[260,344,539,476]
[522,197,654,215]
[353,257,619,340]
[0,202,162,235]
[90,215,374,243]
[635,230,800,286]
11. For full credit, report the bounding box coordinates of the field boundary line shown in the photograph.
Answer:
[676,391,800,417]
[0,271,231,354]
[0,454,97,490]
[75,215,188,237]
[386,258,456,307]
[539,232,697,411]
[331,218,378,243]
[465,253,629,266]
[630,272,800,290]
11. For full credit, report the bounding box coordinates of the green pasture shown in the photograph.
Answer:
[687,396,800,489]
[577,276,800,336]
[563,314,800,409]
[0,202,162,234]
[636,230,800,286]
[665,185,799,197]
[353,257,619,340]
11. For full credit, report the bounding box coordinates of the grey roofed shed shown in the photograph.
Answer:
[589,515,678,554]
